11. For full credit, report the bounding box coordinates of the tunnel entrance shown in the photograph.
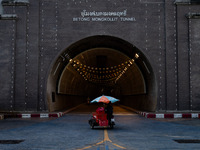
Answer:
[46,35,157,112]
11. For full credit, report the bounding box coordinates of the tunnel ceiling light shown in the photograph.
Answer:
[135,53,139,59]
[70,58,135,85]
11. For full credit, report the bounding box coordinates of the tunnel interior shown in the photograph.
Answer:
[46,36,157,112]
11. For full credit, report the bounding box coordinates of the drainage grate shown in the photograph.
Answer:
[174,139,200,143]
[0,140,24,144]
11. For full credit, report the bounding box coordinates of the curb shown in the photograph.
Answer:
[1,104,85,119]
[120,105,200,119]
[138,112,200,119]
[4,112,64,119]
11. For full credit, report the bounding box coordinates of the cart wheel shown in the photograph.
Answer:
[110,124,113,129]
[90,124,94,129]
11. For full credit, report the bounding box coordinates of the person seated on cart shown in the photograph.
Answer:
[96,106,105,114]
[105,101,113,124]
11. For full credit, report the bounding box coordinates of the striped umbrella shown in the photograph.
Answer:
[90,95,119,104]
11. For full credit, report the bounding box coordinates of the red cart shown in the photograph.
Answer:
[88,107,115,129]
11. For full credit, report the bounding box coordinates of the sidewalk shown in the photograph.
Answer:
[0,104,85,119]
[1,104,200,119]
[138,111,200,119]
[120,105,200,119]
[1,112,64,119]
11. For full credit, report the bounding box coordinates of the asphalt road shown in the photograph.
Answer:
[0,105,200,150]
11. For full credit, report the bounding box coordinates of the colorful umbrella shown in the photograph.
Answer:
[90,95,119,104]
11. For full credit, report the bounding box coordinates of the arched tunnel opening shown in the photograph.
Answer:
[46,35,157,112]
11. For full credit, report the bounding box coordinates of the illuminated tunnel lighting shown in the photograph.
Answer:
[69,59,134,84]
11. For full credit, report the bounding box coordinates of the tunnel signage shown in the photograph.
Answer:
[72,9,136,22]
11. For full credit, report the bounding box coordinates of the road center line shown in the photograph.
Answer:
[104,129,126,149]
[77,129,126,150]
[104,129,112,142]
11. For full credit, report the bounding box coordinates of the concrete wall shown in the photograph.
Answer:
[0,0,200,112]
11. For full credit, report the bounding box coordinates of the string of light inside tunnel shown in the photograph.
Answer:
[69,53,139,84]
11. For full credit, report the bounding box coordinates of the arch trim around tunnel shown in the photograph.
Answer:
[46,35,157,112]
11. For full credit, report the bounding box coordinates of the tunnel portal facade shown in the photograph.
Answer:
[47,36,157,112]
[0,0,200,112]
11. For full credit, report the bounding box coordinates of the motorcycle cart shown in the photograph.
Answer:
[88,107,115,129]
